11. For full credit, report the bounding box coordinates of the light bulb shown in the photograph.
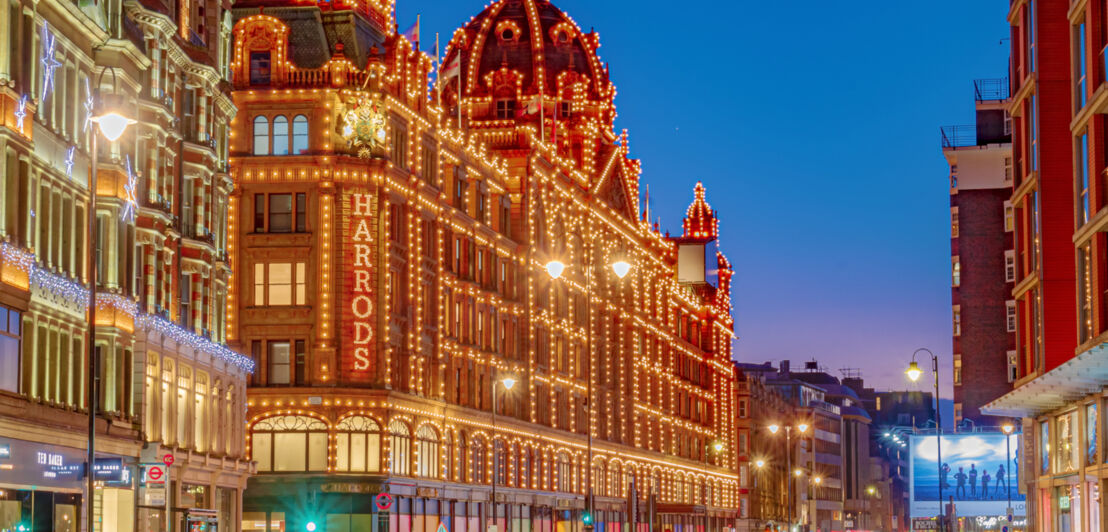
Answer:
[502,377,516,390]
[545,260,566,279]
[611,260,631,279]
[95,112,136,141]
[905,361,923,382]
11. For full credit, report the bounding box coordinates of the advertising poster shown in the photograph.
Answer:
[910,433,1026,519]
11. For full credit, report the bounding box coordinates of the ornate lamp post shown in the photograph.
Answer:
[768,422,810,531]
[545,235,631,531]
[906,348,943,531]
[490,377,517,532]
[85,67,135,532]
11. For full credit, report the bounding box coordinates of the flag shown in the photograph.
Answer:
[442,52,461,80]
[401,16,420,47]
[515,94,541,118]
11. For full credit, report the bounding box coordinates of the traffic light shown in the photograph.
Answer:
[582,511,593,525]
[306,522,318,532]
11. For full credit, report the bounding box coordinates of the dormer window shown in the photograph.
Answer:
[250,51,271,85]
[501,28,515,40]
[496,21,521,44]
[556,31,569,44]
[559,101,571,118]
[496,99,516,119]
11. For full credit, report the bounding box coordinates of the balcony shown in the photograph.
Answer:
[974,78,1009,102]
[940,125,976,148]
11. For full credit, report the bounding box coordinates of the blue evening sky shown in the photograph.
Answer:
[401,0,1010,397]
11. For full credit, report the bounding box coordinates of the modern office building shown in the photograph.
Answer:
[940,78,1016,427]
[228,0,740,531]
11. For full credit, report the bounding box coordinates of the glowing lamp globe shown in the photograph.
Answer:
[502,377,517,390]
[94,112,136,141]
[306,522,317,532]
[1002,423,1014,435]
[754,459,765,469]
[713,441,724,452]
[905,361,923,382]
[798,423,809,433]
[611,260,631,279]
[545,260,566,279]
[767,424,780,435]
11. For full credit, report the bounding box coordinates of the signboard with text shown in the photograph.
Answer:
[342,191,378,382]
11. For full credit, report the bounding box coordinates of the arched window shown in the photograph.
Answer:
[251,415,328,472]
[556,452,571,492]
[335,416,381,472]
[519,446,530,488]
[470,436,486,483]
[593,461,606,497]
[443,430,455,480]
[272,115,289,155]
[416,425,439,478]
[389,421,411,475]
[292,115,309,154]
[610,462,622,497]
[253,116,269,155]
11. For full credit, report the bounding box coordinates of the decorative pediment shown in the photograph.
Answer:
[596,155,637,221]
[484,67,524,98]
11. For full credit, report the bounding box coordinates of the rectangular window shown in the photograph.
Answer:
[1004,201,1014,232]
[953,305,961,336]
[179,273,192,328]
[254,262,308,306]
[0,305,21,393]
[390,120,408,168]
[268,194,293,233]
[1007,350,1018,383]
[249,51,271,85]
[254,194,265,232]
[1079,243,1093,342]
[951,207,959,238]
[1087,403,1098,466]
[1007,300,1017,333]
[1005,250,1016,282]
[496,99,516,119]
[295,340,307,386]
[953,356,962,385]
[296,193,307,232]
[1076,21,1087,110]
[421,141,438,185]
[269,341,291,385]
[1079,129,1090,224]
[951,256,961,287]
[1004,156,1013,182]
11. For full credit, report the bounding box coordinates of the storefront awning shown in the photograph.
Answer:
[982,343,1108,417]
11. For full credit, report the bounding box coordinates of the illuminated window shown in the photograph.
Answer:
[272,115,289,156]
[251,415,328,472]
[335,416,382,473]
[556,452,571,492]
[253,262,307,306]
[253,193,307,233]
[952,305,961,336]
[950,207,959,238]
[417,425,439,478]
[252,116,269,155]
[953,356,961,385]
[389,119,408,168]
[390,421,411,475]
[951,257,960,287]
[1007,350,1018,382]
[268,341,290,385]
[469,435,485,483]
[292,115,309,154]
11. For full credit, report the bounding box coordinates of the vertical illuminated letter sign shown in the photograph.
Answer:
[346,192,376,377]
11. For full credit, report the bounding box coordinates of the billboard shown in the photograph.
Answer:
[909,433,1026,519]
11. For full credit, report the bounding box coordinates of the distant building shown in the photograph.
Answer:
[940,78,1015,427]
[734,367,795,531]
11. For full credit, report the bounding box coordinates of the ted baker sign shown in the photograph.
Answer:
[348,193,375,374]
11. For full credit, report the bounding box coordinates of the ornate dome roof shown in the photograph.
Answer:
[442,0,613,110]
[682,182,719,240]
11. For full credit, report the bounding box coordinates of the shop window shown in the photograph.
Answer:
[335,416,382,473]
[1057,412,1078,472]
[389,421,411,475]
[1087,403,1098,466]
[416,425,439,478]
[292,115,309,154]
[251,415,328,472]
[0,304,20,393]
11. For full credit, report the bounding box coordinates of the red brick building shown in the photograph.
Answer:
[940,79,1016,426]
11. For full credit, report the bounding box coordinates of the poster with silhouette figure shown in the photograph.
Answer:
[909,433,1026,519]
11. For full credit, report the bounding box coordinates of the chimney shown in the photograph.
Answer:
[779,360,790,375]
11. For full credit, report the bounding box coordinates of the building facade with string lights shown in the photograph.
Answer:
[228,0,739,531]
[0,0,254,528]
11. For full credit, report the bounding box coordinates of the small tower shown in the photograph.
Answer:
[682,181,719,240]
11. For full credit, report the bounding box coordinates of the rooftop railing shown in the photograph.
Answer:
[974,77,1009,101]
[940,125,976,148]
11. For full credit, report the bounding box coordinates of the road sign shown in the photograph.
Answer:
[437,523,448,532]
[145,484,166,506]
[375,492,393,511]
[162,454,175,467]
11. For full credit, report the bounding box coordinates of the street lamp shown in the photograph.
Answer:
[865,486,876,530]
[767,422,810,532]
[490,376,516,532]
[85,68,134,532]
[1002,423,1015,516]
[545,239,633,531]
[906,348,943,530]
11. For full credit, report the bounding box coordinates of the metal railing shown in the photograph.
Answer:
[940,125,976,148]
[974,77,1009,101]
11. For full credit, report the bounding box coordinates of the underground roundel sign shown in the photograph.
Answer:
[375,493,393,511]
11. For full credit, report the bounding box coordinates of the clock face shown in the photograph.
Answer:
[341,93,387,158]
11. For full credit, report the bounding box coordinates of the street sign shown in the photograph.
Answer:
[912,518,939,530]
[145,464,167,484]
[437,523,448,532]
[146,485,166,506]
[162,454,175,467]
[375,492,393,511]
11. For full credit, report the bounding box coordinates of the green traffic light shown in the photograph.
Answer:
[306,522,317,532]
[582,513,592,525]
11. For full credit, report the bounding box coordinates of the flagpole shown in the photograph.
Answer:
[415,14,420,49]
[457,66,462,130]
[435,32,441,106]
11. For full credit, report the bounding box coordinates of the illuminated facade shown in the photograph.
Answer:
[0,0,252,528]
[230,0,738,531]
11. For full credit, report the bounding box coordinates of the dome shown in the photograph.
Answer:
[440,0,614,126]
